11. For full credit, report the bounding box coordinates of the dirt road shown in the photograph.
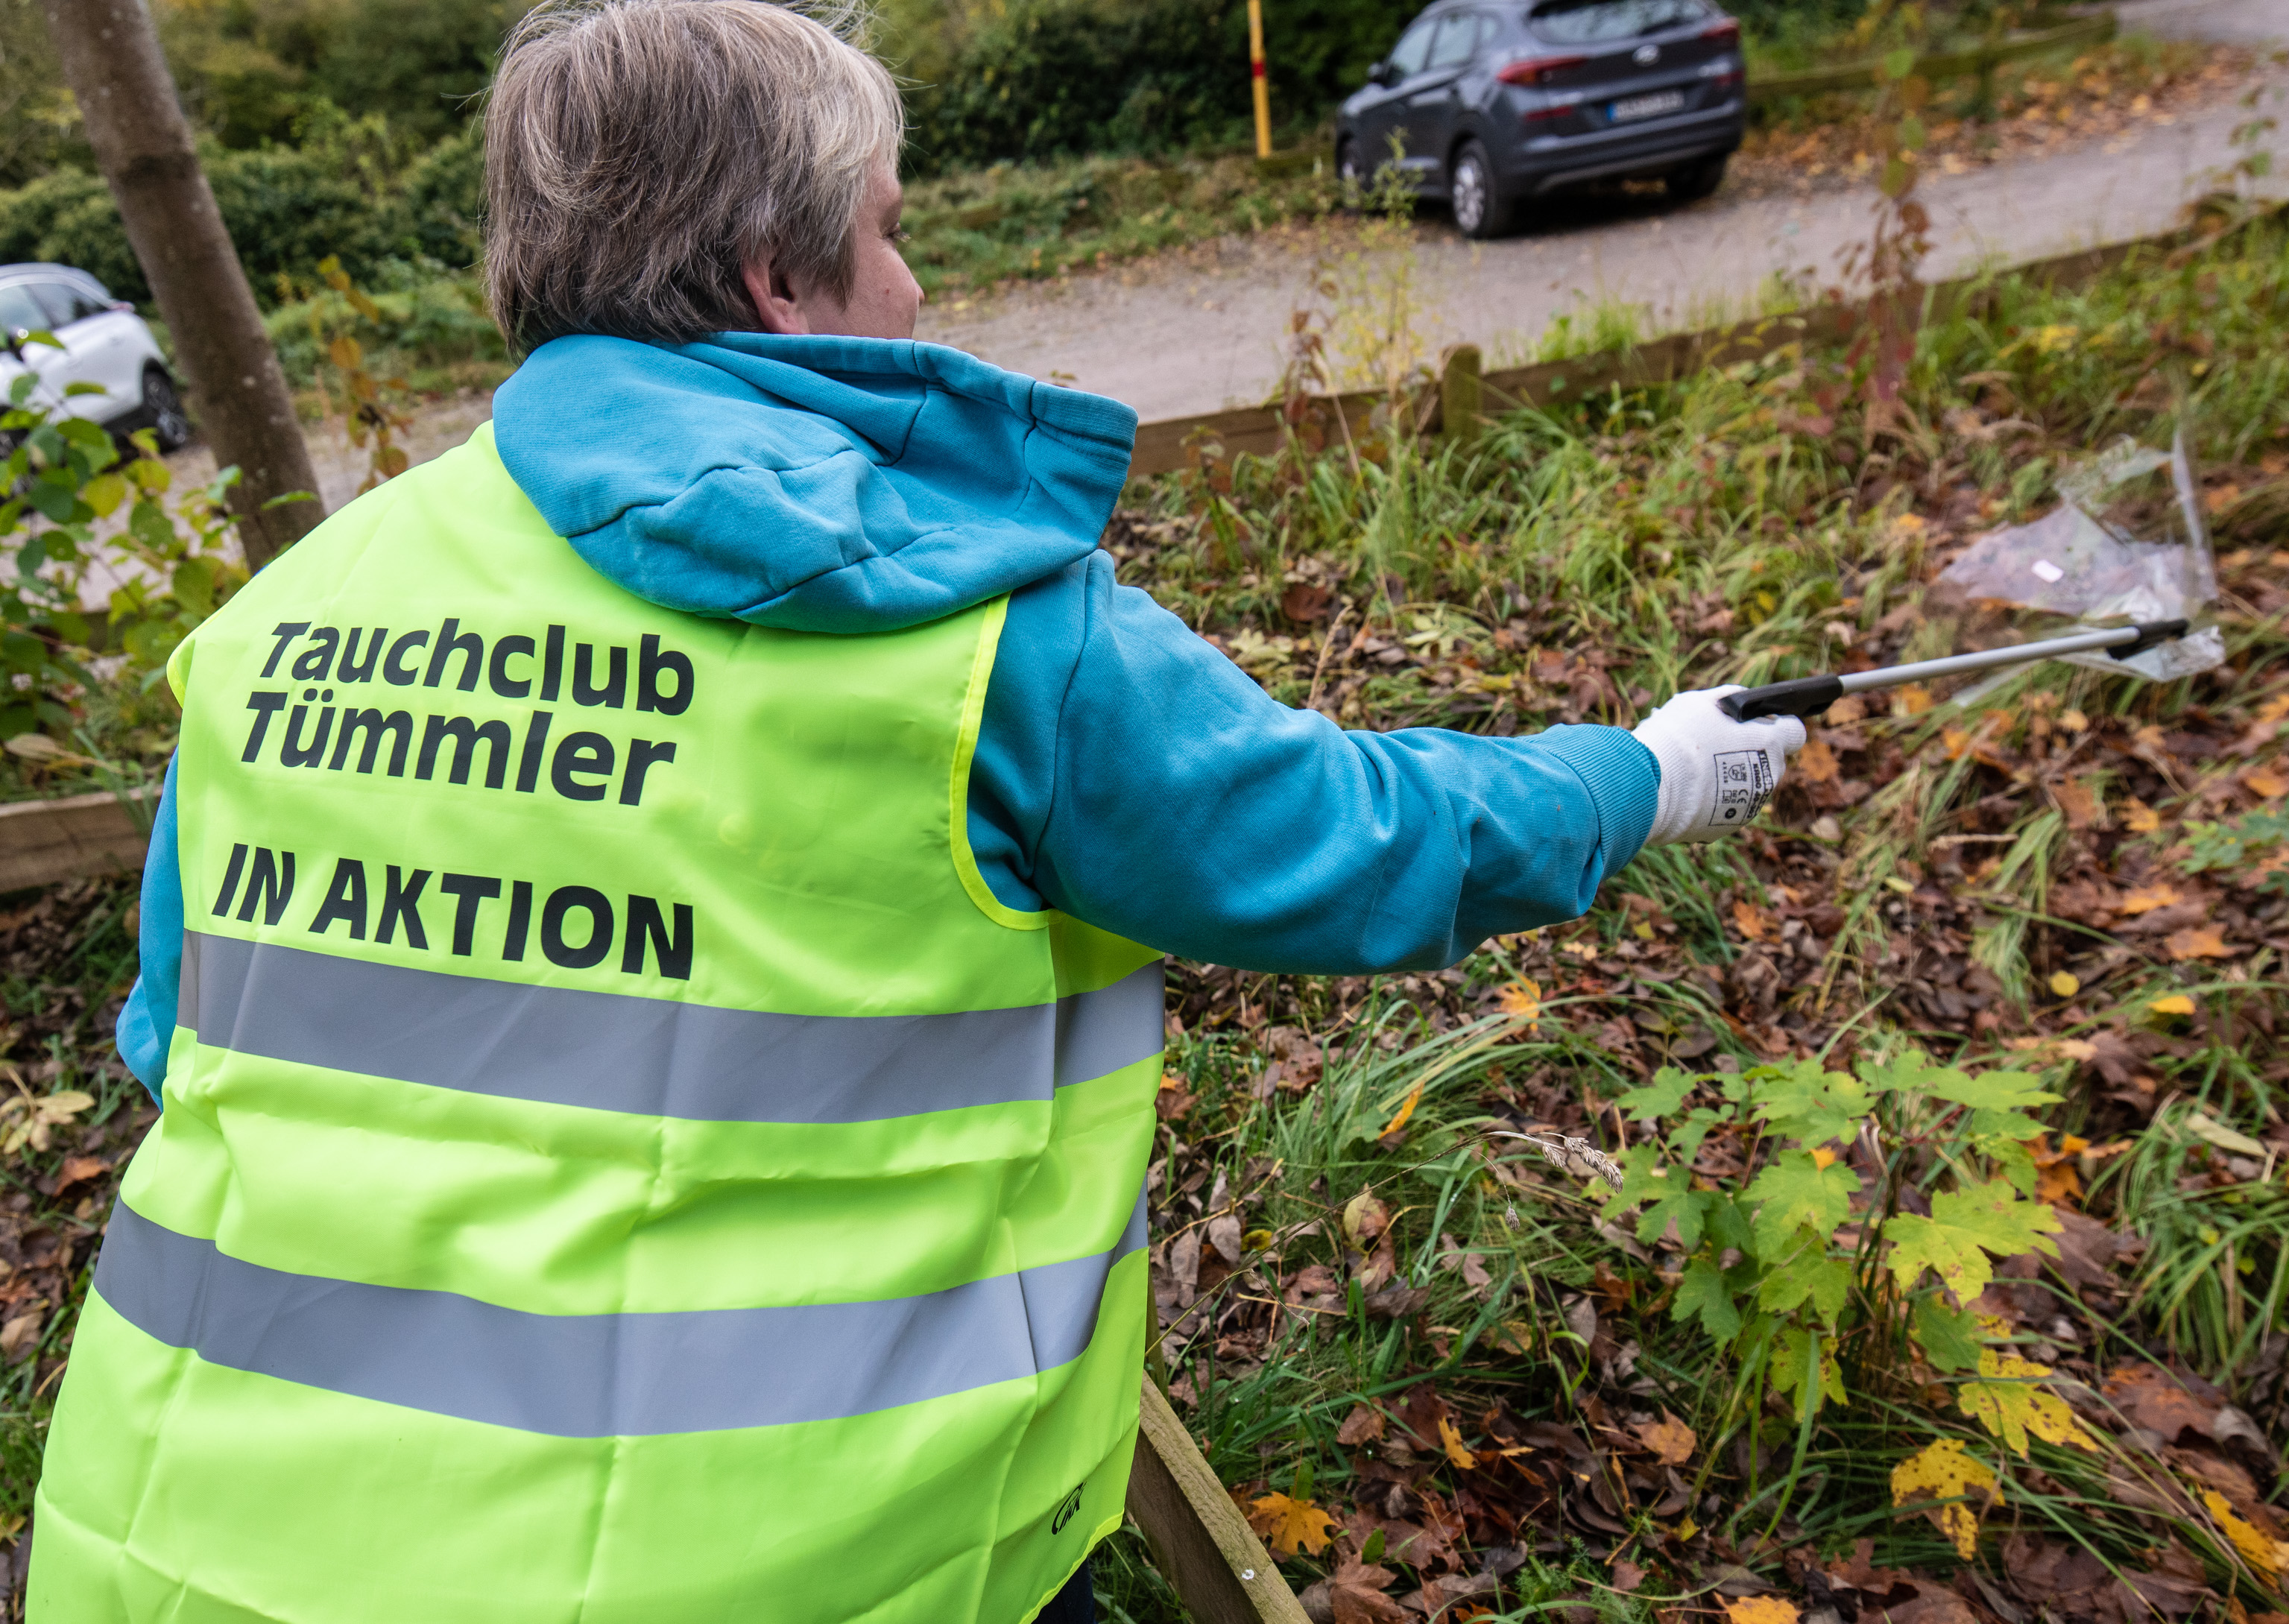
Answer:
[916,69,2286,423]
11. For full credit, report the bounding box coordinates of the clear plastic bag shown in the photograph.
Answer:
[1935,426,2224,683]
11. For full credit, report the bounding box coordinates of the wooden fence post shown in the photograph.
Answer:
[1440,344,1483,446]
[1125,1377,1310,1624]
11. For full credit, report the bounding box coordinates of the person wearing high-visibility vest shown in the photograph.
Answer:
[30,4,1802,1620]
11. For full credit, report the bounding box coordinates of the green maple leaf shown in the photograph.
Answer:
[1618,1067,1693,1122]
[1608,1149,1711,1248]
[1986,1136,2039,1196]
[1911,1296,1984,1374]
[1668,1105,1723,1168]
[1706,1192,1757,1260]
[1746,1150,1861,1255]
[1671,1254,1742,1339]
[1768,1324,1846,1419]
[1757,1229,1853,1324]
[1751,1057,1873,1146]
[1884,1179,2062,1301]
[1869,1053,2059,1141]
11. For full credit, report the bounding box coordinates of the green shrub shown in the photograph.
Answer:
[264,274,505,388]
[903,0,1412,172]
[0,127,473,309]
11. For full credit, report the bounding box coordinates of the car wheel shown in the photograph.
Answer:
[1336,136,1365,192]
[1666,154,1728,203]
[1449,139,1512,239]
[143,367,190,452]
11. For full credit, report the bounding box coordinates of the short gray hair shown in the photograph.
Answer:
[483,0,903,354]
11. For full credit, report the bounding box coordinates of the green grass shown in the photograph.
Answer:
[900,147,1344,300]
[4,207,2288,1620]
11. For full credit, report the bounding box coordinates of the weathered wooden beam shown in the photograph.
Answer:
[1126,1376,1310,1624]
[0,788,151,895]
[1122,202,2276,483]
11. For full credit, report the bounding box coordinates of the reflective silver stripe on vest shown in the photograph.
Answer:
[96,1194,1151,1437]
[179,932,1163,1124]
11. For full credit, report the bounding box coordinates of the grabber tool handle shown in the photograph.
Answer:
[1714,618,2191,723]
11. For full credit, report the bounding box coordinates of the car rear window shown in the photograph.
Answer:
[1528,0,1706,42]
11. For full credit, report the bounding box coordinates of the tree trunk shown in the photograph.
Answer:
[41,0,323,570]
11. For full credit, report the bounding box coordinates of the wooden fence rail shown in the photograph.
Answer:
[1125,212,2229,481]
[0,787,152,895]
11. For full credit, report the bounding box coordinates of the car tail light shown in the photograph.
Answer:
[1699,18,1740,42]
[1497,53,1587,86]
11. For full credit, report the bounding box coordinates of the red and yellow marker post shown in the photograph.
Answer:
[1246,0,1271,157]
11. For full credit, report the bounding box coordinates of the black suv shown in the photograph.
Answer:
[1335,0,1746,237]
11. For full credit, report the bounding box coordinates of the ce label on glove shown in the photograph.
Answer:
[1709,749,1775,829]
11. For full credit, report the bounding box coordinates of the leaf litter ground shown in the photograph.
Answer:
[2,221,2288,1624]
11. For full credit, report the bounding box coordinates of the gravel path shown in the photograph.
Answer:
[915,63,2287,423]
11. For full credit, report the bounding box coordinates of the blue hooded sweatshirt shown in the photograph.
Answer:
[114,335,1659,1098]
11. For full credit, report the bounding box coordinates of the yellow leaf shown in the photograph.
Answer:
[1732,899,1776,942]
[1894,684,1933,717]
[1636,1412,1697,1465]
[2048,971,2081,998]
[2185,1112,2266,1157]
[2123,798,2163,833]
[1891,1438,2000,1561]
[1380,1082,1424,1140]
[1244,1491,1338,1558]
[1724,1597,1801,1624]
[1438,1415,1478,1470]
[1497,979,1542,1029]
[2150,994,2197,1017]
[2247,767,2288,800]
[1810,1146,1840,1169]
[2118,885,2182,914]
[81,470,126,517]
[1957,1350,2099,1457]
[2166,926,2232,961]
[1796,738,1840,784]
[2203,1490,2289,1582]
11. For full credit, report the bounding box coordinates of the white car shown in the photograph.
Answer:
[0,262,189,450]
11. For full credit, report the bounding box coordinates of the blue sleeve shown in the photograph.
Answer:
[113,754,181,1105]
[964,555,1659,973]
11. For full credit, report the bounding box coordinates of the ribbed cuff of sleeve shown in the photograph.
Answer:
[1531,723,1662,873]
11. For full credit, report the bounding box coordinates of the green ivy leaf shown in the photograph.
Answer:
[1608,1149,1710,1247]
[1884,1179,2062,1301]
[1672,1254,1742,1339]
[1746,1150,1860,1256]
[1619,1067,1693,1122]
[1757,1230,1853,1324]
[1911,1295,1984,1374]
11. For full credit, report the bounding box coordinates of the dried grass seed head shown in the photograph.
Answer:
[483,0,903,355]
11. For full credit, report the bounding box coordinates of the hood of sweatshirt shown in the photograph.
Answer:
[490,332,1138,633]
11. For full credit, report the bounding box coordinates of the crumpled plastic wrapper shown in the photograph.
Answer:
[1936,428,2225,683]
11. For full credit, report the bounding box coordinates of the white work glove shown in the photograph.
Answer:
[1632,686,1807,844]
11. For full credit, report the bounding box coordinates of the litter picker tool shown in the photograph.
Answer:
[1720,422,2226,725]
[1717,618,2193,721]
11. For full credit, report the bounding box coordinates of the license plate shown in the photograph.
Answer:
[1610,90,1685,121]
